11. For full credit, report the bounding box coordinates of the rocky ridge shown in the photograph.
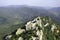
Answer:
[3,16,60,40]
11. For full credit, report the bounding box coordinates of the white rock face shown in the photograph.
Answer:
[35,17,43,28]
[36,30,40,36]
[25,21,32,30]
[36,27,38,30]
[25,17,43,30]
[39,30,43,40]
[36,30,43,40]
[31,36,37,40]
[26,22,37,30]
[5,35,12,39]
[44,23,49,27]
[51,24,57,32]
[37,19,42,27]
[18,37,23,40]
[16,28,25,35]
[31,23,37,30]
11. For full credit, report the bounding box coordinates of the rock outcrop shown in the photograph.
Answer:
[3,16,60,40]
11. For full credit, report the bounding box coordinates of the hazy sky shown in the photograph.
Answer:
[0,0,60,7]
